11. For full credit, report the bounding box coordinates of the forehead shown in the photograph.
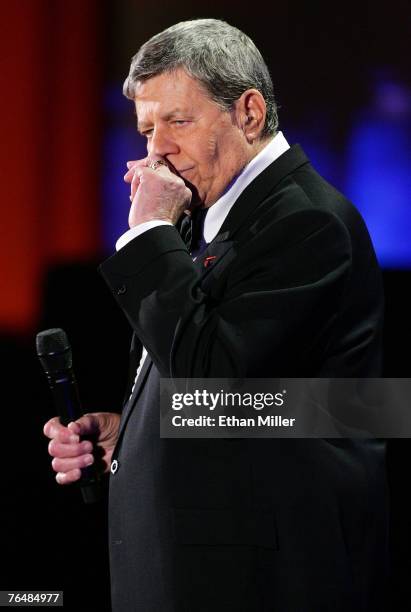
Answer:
[134,69,214,121]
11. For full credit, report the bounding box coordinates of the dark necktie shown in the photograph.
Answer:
[189,207,209,258]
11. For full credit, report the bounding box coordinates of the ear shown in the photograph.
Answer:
[234,89,267,142]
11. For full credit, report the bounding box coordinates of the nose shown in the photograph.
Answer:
[148,125,179,158]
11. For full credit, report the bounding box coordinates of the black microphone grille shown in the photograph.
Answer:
[36,328,71,357]
[36,328,73,373]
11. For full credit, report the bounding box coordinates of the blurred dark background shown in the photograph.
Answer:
[0,1,410,610]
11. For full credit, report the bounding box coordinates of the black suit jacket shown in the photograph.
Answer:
[99,145,388,612]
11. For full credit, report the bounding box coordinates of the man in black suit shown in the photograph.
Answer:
[44,19,388,611]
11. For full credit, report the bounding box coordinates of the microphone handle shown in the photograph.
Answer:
[47,369,102,504]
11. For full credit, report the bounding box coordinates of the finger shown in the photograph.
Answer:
[130,166,156,202]
[126,159,147,170]
[55,468,82,485]
[146,155,170,169]
[67,413,100,438]
[149,165,171,178]
[48,438,93,458]
[43,416,62,438]
[124,167,136,183]
[124,159,148,182]
[67,421,81,436]
[149,157,181,178]
[43,417,77,443]
[130,170,142,200]
[52,453,94,473]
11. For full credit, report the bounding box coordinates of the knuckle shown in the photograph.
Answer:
[83,454,93,466]
[68,469,81,483]
[43,417,59,438]
[61,429,76,443]
[56,472,71,485]
[48,440,57,456]
[51,457,61,471]
[55,428,67,440]
[82,441,93,453]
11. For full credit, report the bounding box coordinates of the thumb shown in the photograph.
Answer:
[68,413,99,437]
[67,421,81,436]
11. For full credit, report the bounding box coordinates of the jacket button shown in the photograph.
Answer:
[110,459,119,474]
[117,285,127,295]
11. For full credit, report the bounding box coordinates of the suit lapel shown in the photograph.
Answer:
[122,333,142,405]
[191,144,310,273]
[116,354,153,444]
[215,144,309,241]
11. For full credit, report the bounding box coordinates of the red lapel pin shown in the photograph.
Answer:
[204,255,217,268]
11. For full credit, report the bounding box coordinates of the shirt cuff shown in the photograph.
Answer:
[115,220,173,251]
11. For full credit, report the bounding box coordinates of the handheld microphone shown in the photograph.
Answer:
[36,327,101,504]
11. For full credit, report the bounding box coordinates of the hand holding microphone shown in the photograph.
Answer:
[43,412,120,486]
[37,328,120,503]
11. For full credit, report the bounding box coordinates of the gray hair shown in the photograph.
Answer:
[123,19,278,138]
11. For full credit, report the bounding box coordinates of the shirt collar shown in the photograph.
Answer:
[203,131,290,243]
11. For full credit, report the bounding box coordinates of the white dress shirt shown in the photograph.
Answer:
[116,131,290,394]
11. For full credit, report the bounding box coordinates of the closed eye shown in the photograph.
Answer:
[139,120,190,137]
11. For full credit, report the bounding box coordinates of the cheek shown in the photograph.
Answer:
[205,135,219,160]
[180,132,221,191]
[194,139,220,181]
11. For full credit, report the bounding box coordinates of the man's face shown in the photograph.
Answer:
[134,69,250,206]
